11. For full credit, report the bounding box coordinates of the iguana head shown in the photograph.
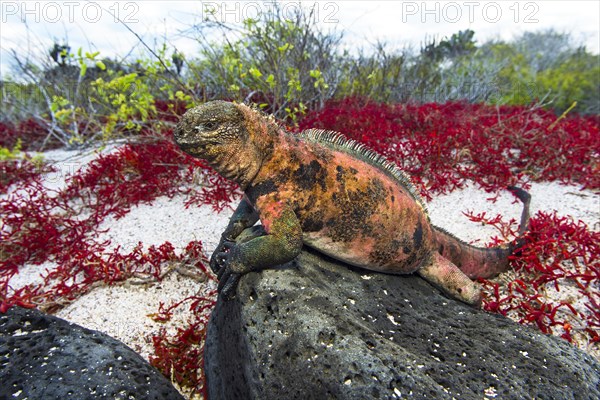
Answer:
[174,101,273,189]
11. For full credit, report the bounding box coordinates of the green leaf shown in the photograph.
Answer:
[278,43,293,52]
[95,61,106,70]
[249,67,262,78]
[265,74,275,88]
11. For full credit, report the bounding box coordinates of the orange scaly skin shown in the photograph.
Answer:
[174,101,530,306]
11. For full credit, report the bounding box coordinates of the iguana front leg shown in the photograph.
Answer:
[210,197,259,274]
[215,197,303,299]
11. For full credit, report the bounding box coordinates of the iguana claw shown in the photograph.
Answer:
[209,252,221,274]
[213,241,251,300]
[218,270,242,300]
[210,240,235,274]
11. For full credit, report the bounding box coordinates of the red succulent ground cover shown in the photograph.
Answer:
[465,210,599,346]
[1,98,599,395]
[0,119,51,151]
[299,98,600,197]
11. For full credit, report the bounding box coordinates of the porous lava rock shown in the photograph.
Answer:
[205,226,600,400]
[0,306,183,400]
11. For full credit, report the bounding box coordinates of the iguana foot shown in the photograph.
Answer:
[212,240,254,300]
[418,252,483,307]
[210,239,236,274]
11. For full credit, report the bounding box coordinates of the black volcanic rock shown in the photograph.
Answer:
[0,306,184,400]
[204,226,600,400]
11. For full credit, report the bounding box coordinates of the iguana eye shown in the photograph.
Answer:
[195,121,219,132]
[203,121,219,130]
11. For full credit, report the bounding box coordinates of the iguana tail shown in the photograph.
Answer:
[432,186,531,279]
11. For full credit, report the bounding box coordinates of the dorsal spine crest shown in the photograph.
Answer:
[298,129,427,213]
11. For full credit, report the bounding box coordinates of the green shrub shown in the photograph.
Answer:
[186,5,342,122]
[473,31,600,114]
[6,42,190,148]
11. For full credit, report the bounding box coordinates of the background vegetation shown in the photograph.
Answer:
[1,6,598,151]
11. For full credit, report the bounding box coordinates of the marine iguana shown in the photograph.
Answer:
[174,100,530,306]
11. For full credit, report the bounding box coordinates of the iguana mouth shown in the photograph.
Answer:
[177,142,207,158]
[176,142,195,151]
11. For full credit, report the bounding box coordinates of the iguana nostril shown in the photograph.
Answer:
[173,125,192,147]
[173,125,182,141]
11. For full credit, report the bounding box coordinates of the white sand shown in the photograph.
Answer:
[429,182,600,242]
[54,194,230,360]
[56,272,218,360]
[38,144,123,193]
[7,146,600,398]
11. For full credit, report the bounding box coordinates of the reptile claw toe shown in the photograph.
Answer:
[221,240,235,250]
[215,252,230,276]
[218,270,241,300]
[210,240,236,274]
[209,252,223,274]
